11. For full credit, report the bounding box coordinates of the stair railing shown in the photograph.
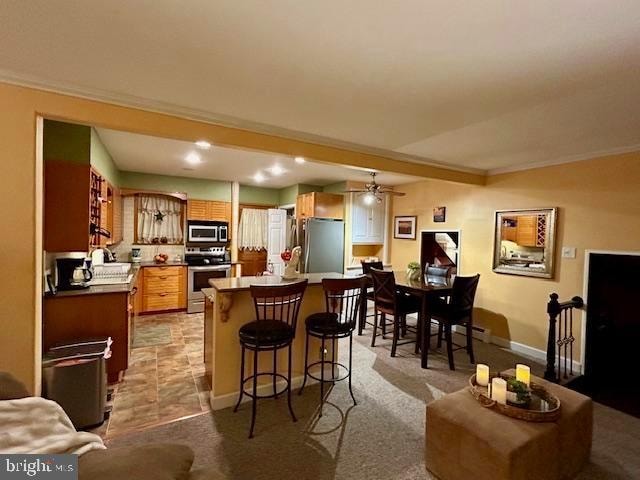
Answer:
[544,293,584,383]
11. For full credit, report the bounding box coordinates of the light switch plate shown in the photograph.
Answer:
[562,246,576,259]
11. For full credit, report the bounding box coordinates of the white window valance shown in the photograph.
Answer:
[136,195,183,244]
[238,208,268,251]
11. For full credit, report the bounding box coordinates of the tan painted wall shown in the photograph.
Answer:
[0,81,482,392]
[390,151,640,355]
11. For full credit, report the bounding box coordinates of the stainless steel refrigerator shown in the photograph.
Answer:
[297,218,344,274]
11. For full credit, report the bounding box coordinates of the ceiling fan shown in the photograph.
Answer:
[343,172,405,204]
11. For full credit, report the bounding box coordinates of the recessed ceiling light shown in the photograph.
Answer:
[270,165,285,176]
[195,140,212,150]
[294,156,305,164]
[185,152,202,165]
[253,172,266,183]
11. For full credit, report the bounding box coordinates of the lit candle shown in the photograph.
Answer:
[491,377,507,405]
[476,364,490,387]
[516,364,531,387]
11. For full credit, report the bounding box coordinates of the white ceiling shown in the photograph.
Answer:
[2,1,640,173]
[96,127,419,188]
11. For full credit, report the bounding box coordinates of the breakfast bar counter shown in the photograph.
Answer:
[204,273,348,410]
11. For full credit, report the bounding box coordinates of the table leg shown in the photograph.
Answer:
[421,294,430,369]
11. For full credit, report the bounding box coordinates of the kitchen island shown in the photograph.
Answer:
[204,272,348,410]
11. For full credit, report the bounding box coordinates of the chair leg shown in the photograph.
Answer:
[414,312,421,355]
[437,321,444,348]
[287,344,297,423]
[444,324,455,371]
[401,314,407,337]
[273,346,278,398]
[382,313,388,338]
[331,337,337,380]
[248,348,258,438]
[391,314,400,357]
[298,331,310,396]
[466,322,475,364]
[320,336,326,417]
[348,333,357,406]
[371,309,379,347]
[233,344,245,413]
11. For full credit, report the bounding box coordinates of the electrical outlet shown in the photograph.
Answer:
[561,246,576,259]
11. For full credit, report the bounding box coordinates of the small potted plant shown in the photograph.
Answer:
[506,378,531,408]
[406,261,421,281]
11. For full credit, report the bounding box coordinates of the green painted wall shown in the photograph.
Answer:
[278,185,299,206]
[90,129,120,185]
[239,185,280,205]
[322,182,347,194]
[119,171,232,201]
[43,120,90,164]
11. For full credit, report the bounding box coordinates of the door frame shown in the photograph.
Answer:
[419,229,462,274]
[581,249,640,375]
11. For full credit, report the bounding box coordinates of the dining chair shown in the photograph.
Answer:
[359,261,385,336]
[299,276,366,416]
[370,269,422,356]
[430,274,480,370]
[233,280,308,438]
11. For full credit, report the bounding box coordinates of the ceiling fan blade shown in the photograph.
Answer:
[342,189,368,193]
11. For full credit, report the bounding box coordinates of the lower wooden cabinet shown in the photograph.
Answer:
[140,265,187,313]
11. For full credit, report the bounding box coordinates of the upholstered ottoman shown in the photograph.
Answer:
[425,372,592,480]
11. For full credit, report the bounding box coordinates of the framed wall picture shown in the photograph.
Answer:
[433,206,446,223]
[394,216,417,240]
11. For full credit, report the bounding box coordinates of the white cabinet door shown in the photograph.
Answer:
[267,209,287,275]
[351,195,385,244]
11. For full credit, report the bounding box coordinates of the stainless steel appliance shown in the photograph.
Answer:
[187,220,229,244]
[186,246,231,313]
[55,254,93,290]
[297,218,345,274]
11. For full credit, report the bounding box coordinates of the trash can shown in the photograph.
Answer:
[42,337,112,430]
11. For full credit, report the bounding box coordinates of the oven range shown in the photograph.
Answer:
[186,246,231,313]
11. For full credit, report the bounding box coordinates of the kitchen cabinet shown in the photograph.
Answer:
[187,199,232,223]
[106,184,123,245]
[352,195,385,245]
[516,215,545,247]
[296,192,344,219]
[140,265,187,313]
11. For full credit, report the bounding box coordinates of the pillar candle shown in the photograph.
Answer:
[491,377,507,405]
[476,364,490,387]
[516,364,531,387]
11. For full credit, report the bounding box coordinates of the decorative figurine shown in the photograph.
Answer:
[282,246,302,280]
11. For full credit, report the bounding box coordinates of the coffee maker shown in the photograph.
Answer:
[55,256,93,290]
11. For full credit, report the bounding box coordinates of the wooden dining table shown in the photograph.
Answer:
[363,271,454,368]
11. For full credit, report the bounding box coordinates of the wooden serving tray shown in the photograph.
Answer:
[468,373,561,422]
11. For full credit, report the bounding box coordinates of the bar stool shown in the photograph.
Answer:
[359,261,389,336]
[370,269,422,356]
[233,280,308,438]
[299,276,366,416]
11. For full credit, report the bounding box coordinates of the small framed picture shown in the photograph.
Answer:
[433,206,446,223]
[394,216,417,240]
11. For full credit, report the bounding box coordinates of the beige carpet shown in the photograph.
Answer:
[109,332,640,479]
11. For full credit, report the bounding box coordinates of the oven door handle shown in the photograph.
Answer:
[188,265,231,271]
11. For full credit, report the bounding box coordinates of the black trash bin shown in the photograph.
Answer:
[42,337,112,430]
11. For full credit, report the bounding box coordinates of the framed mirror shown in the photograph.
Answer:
[493,208,557,278]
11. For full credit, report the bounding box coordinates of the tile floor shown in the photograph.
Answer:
[94,311,210,439]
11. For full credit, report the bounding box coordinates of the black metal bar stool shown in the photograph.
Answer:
[233,280,308,438]
[359,261,391,336]
[299,276,366,417]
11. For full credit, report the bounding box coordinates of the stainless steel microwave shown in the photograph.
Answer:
[187,221,229,244]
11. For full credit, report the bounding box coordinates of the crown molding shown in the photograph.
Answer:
[0,69,485,177]
[487,143,640,176]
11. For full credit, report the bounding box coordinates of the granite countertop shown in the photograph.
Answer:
[209,272,347,293]
[47,266,141,298]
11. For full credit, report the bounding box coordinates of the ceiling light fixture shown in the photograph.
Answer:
[270,165,285,176]
[363,192,376,205]
[294,156,305,164]
[195,140,212,150]
[185,152,202,165]
[253,172,266,183]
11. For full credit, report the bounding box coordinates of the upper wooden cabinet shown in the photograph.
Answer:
[352,195,385,245]
[514,215,545,247]
[296,192,344,220]
[187,199,232,222]
[106,184,123,246]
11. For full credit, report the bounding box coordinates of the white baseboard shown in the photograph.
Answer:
[490,335,583,373]
[209,374,321,411]
[451,324,492,343]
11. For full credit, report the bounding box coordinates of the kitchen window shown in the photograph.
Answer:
[134,194,185,245]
